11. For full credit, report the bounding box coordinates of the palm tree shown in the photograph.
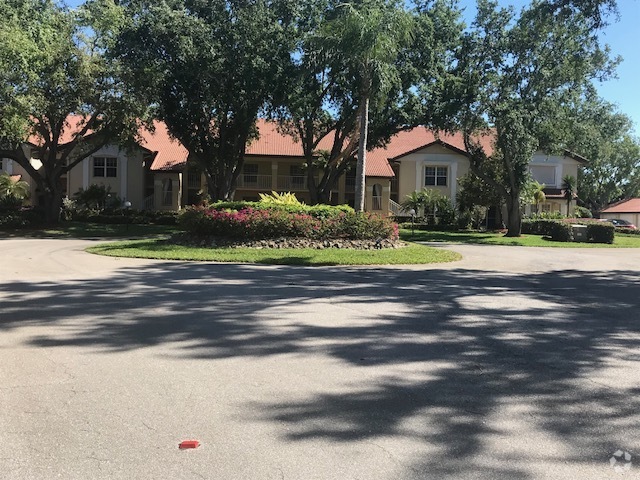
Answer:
[562,174,577,216]
[533,181,546,213]
[318,0,414,212]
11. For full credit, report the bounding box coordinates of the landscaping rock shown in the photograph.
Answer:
[171,233,406,250]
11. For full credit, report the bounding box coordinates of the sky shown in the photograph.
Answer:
[64,0,640,133]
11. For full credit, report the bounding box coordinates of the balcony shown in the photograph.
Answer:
[236,174,316,191]
[235,174,273,190]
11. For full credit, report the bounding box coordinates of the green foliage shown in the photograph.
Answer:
[440,0,617,236]
[548,221,573,242]
[526,211,565,220]
[114,0,295,201]
[178,206,398,240]
[586,223,615,243]
[574,206,593,218]
[562,94,640,211]
[562,174,577,213]
[522,219,562,236]
[0,173,30,202]
[400,188,455,225]
[0,0,146,224]
[317,0,415,211]
[73,185,121,211]
[207,200,354,218]
[258,191,304,206]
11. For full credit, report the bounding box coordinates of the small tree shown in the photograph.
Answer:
[562,174,577,215]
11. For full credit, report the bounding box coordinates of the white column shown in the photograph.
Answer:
[450,162,458,206]
[82,158,89,188]
[120,156,128,201]
[415,161,422,191]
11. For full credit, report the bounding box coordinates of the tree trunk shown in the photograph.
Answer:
[504,194,522,237]
[307,165,319,204]
[354,95,369,212]
[42,188,63,225]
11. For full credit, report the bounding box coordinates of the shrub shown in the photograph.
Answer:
[258,191,303,206]
[615,227,640,236]
[548,221,573,242]
[73,184,121,210]
[522,219,560,236]
[178,206,397,240]
[586,223,615,244]
[574,206,593,218]
[205,200,354,219]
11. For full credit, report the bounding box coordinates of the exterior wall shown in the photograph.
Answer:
[70,145,146,209]
[529,152,581,216]
[529,152,579,187]
[153,172,182,211]
[600,212,640,226]
[396,145,470,206]
[365,177,390,214]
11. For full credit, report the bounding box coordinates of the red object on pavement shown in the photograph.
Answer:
[179,440,200,449]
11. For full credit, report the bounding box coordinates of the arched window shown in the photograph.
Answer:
[372,183,382,210]
[162,178,173,206]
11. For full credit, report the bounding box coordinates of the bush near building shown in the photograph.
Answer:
[179,205,398,241]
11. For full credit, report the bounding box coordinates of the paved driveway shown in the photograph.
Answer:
[1,239,639,479]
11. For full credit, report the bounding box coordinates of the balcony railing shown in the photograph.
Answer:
[277,175,308,191]
[236,174,272,189]
[235,174,322,191]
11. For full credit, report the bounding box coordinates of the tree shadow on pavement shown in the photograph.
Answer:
[1,264,639,478]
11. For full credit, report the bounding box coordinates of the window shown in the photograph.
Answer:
[93,157,117,177]
[290,165,305,188]
[425,166,447,186]
[162,179,173,206]
[530,166,556,186]
[243,164,258,185]
[372,183,382,210]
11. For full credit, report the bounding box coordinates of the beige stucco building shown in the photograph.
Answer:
[1,120,586,218]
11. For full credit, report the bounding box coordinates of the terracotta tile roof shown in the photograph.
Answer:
[139,121,190,171]
[26,115,504,180]
[27,115,90,146]
[601,198,640,213]
[367,127,494,177]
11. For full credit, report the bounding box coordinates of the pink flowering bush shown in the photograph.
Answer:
[179,206,398,240]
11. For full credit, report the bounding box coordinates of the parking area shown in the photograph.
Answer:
[1,238,639,479]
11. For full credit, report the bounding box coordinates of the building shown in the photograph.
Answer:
[1,119,585,216]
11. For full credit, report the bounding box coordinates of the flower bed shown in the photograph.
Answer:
[178,206,399,241]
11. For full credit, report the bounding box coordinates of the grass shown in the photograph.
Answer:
[86,239,462,266]
[0,221,180,238]
[399,229,640,248]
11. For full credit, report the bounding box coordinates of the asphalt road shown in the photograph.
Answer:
[1,238,639,479]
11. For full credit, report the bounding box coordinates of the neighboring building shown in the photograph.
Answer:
[600,199,640,226]
[0,119,586,216]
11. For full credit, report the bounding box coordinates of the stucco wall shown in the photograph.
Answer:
[396,145,470,205]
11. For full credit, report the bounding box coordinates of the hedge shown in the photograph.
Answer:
[586,223,615,244]
[179,206,398,240]
[206,201,354,218]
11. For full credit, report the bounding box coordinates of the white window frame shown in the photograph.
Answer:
[93,157,117,178]
[425,166,448,186]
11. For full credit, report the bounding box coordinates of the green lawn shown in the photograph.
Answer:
[86,239,462,266]
[399,229,640,248]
